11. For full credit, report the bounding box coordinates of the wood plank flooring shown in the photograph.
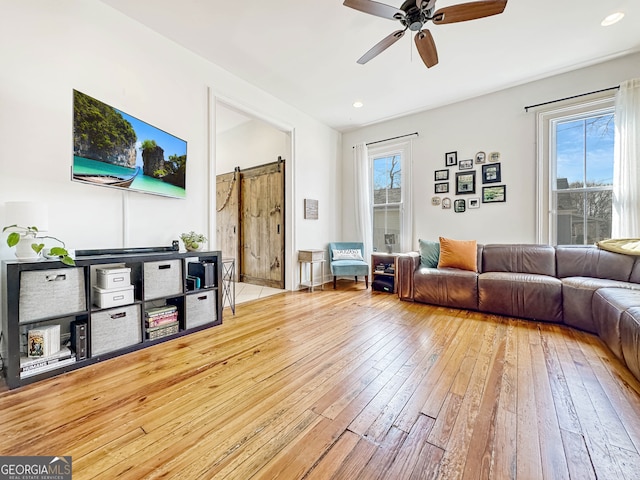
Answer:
[2,281,640,479]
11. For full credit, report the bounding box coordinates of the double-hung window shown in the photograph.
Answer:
[370,141,412,253]
[537,97,615,245]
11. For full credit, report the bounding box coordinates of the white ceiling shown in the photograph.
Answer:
[100,0,640,132]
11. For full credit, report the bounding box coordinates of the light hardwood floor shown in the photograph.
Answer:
[1,281,640,479]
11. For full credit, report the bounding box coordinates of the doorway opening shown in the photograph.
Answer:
[215,100,292,292]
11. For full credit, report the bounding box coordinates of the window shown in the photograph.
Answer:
[370,142,412,253]
[537,97,615,245]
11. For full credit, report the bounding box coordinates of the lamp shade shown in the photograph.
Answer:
[4,202,49,232]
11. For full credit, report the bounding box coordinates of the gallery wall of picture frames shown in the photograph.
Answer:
[432,150,506,213]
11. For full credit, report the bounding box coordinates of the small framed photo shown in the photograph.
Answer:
[489,151,500,163]
[458,159,473,170]
[435,182,449,194]
[482,185,506,203]
[468,197,480,209]
[442,197,451,209]
[455,171,476,195]
[482,163,501,184]
[431,196,441,206]
[475,151,486,163]
[445,151,458,167]
[434,169,449,181]
[454,199,466,213]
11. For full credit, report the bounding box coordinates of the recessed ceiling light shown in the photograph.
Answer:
[353,101,364,108]
[601,12,624,26]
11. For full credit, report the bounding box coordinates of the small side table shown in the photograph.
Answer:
[371,252,398,293]
[221,257,236,314]
[298,249,325,292]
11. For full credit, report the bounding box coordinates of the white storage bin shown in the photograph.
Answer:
[19,268,87,323]
[90,304,142,356]
[93,285,134,309]
[96,267,131,289]
[144,259,183,300]
[185,291,216,329]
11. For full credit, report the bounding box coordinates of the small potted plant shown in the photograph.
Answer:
[3,225,75,266]
[180,231,207,252]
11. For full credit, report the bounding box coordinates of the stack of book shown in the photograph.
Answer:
[20,347,76,379]
[375,263,386,273]
[145,305,179,340]
[145,305,178,328]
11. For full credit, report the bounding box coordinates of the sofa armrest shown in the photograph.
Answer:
[397,252,420,301]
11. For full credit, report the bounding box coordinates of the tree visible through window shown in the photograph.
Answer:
[372,154,402,253]
[553,112,614,244]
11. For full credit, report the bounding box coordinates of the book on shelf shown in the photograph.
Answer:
[145,305,177,317]
[27,324,61,358]
[145,312,179,328]
[20,347,76,378]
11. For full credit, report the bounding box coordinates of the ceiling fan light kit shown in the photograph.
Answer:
[344,0,508,68]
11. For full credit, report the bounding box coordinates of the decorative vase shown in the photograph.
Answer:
[14,234,40,261]
[185,243,202,252]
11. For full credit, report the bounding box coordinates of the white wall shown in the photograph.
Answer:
[342,52,640,249]
[217,118,289,174]
[0,0,341,290]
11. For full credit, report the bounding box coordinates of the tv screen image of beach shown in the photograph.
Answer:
[72,90,187,198]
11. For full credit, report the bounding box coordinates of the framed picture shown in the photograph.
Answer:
[489,151,501,163]
[445,151,457,167]
[455,171,476,195]
[442,197,451,209]
[435,182,449,194]
[475,151,486,163]
[454,199,466,213]
[434,169,449,181]
[482,163,501,184]
[458,159,473,170]
[468,197,480,209]
[482,185,506,203]
[431,196,441,206]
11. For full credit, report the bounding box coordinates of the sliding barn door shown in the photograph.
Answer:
[239,159,285,289]
[215,170,239,280]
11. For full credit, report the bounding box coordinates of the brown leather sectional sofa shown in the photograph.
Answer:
[397,244,640,382]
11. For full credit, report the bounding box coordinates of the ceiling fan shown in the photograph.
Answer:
[344,0,507,68]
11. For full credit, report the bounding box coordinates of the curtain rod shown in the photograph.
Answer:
[353,132,419,148]
[524,86,619,112]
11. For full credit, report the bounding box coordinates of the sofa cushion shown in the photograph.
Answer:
[414,267,478,310]
[630,258,640,284]
[478,272,563,322]
[556,245,635,282]
[419,239,440,268]
[482,244,556,276]
[562,277,640,333]
[620,306,640,382]
[437,237,477,272]
[592,288,640,362]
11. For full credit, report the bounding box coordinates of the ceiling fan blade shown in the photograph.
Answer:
[433,0,507,24]
[414,29,439,68]
[343,0,404,21]
[357,29,406,64]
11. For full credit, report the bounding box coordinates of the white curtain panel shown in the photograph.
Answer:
[353,143,373,261]
[613,78,640,238]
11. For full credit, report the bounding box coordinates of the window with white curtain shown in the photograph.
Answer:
[369,141,412,253]
[536,97,615,245]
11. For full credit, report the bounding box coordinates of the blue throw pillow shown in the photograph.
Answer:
[419,239,440,268]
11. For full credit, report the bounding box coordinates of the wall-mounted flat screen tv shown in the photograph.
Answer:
[72,90,187,198]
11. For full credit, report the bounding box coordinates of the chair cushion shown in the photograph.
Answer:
[332,249,364,261]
